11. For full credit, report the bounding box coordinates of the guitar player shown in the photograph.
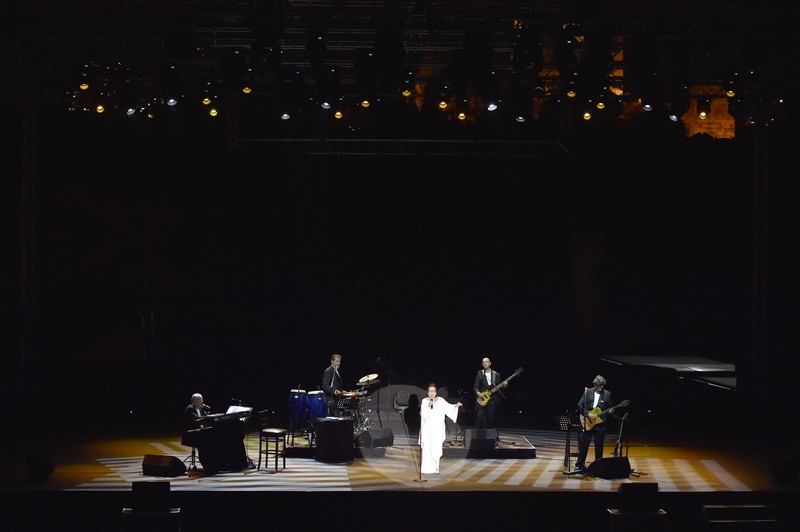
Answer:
[574,374,617,474]
[473,357,507,442]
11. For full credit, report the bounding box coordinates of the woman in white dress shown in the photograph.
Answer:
[419,383,462,474]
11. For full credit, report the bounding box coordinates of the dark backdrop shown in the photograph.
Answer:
[3,108,799,438]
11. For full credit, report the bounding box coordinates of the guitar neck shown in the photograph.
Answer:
[488,372,519,393]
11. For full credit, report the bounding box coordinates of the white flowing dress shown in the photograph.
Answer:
[419,397,460,474]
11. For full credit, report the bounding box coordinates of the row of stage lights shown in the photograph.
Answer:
[65,60,769,132]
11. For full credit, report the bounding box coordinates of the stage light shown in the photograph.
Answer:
[321,101,331,110]
[209,108,219,117]
[361,99,370,108]
[697,98,711,119]
[438,100,448,110]
[334,111,343,119]
[281,112,290,120]
[582,111,592,120]
[487,102,498,111]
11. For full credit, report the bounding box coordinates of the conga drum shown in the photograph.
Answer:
[288,389,307,430]
[307,390,327,430]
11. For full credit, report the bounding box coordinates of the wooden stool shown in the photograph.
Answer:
[258,428,288,472]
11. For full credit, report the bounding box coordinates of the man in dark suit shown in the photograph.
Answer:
[473,356,506,433]
[184,392,211,430]
[321,353,344,416]
[575,375,616,473]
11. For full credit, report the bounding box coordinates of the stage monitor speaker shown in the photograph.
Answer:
[586,456,631,479]
[357,427,394,448]
[465,428,497,450]
[27,451,54,482]
[142,454,186,477]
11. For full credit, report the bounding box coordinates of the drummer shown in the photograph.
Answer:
[321,353,344,417]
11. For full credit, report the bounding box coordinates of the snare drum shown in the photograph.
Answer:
[307,390,327,428]
[288,389,307,428]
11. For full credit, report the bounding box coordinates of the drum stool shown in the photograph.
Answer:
[258,427,288,472]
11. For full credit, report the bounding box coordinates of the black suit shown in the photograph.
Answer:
[473,369,502,430]
[575,387,615,470]
[321,365,343,416]
[184,403,211,431]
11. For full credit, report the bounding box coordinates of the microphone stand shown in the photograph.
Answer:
[413,405,426,484]
[374,357,397,429]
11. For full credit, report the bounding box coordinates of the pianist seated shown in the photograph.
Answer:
[184,393,211,430]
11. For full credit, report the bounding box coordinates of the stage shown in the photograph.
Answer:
[3,409,798,532]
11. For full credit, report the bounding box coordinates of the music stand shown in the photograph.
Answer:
[557,414,581,472]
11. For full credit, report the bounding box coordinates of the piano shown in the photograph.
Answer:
[185,406,253,473]
[195,408,252,427]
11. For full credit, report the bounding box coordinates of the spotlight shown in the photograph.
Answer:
[696,98,711,119]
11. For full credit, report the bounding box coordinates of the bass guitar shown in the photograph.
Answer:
[476,367,524,407]
[579,399,630,431]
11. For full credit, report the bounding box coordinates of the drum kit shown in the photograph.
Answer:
[287,373,382,442]
[337,373,380,436]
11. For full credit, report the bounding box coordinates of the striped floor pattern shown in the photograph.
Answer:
[64,429,755,493]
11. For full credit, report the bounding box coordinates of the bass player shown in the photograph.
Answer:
[473,357,507,439]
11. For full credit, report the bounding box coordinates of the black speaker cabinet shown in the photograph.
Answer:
[142,454,186,477]
[465,428,497,450]
[357,428,394,448]
[315,417,354,463]
[586,456,631,479]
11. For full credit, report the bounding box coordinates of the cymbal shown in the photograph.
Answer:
[358,373,379,384]
[358,379,380,386]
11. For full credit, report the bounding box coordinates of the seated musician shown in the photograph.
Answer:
[184,392,211,430]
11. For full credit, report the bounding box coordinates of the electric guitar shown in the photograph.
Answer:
[476,367,524,407]
[579,399,630,431]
